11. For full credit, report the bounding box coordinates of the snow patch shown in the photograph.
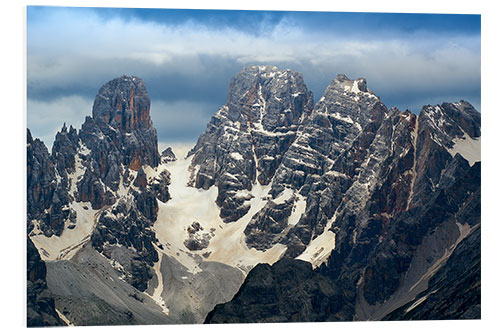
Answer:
[296,212,338,268]
[351,81,361,94]
[55,309,73,326]
[447,132,481,167]
[324,170,348,179]
[68,153,86,196]
[288,194,307,226]
[150,252,170,315]
[273,188,294,204]
[30,201,99,261]
[206,182,286,270]
[78,143,91,156]
[234,189,252,198]
[331,112,354,124]
[153,152,216,274]
[405,294,429,313]
[296,229,336,269]
[230,152,244,161]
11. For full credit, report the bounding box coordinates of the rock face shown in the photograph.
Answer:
[188,65,314,222]
[203,69,480,323]
[317,102,481,319]
[27,237,65,327]
[90,75,160,171]
[246,74,387,254]
[161,147,177,163]
[77,75,160,209]
[27,129,76,237]
[382,225,481,320]
[205,258,352,323]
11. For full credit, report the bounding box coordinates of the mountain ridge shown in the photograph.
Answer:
[27,66,481,326]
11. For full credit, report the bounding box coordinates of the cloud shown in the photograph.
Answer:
[27,95,94,149]
[27,7,481,145]
[151,100,222,143]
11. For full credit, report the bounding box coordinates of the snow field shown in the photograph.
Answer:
[448,132,481,167]
[296,212,337,268]
[153,145,287,274]
[30,201,98,261]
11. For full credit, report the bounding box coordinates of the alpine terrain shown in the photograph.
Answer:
[27,65,480,326]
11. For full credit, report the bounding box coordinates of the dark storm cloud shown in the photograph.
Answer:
[49,7,479,38]
[150,100,222,144]
[27,6,481,147]
[28,54,241,105]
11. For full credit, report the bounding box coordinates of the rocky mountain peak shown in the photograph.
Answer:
[92,75,152,133]
[188,65,314,222]
[419,101,481,145]
[224,65,313,127]
[330,74,370,94]
[81,75,160,172]
[335,73,350,82]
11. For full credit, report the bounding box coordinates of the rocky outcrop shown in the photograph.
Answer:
[28,76,163,235]
[244,196,295,251]
[205,258,352,323]
[91,195,159,291]
[183,221,214,251]
[383,225,481,320]
[27,237,65,327]
[76,75,160,209]
[161,147,177,163]
[149,169,171,203]
[52,123,79,174]
[27,129,75,237]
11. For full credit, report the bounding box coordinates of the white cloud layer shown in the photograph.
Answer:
[27,7,481,145]
[28,8,479,84]
[27,95,94,149]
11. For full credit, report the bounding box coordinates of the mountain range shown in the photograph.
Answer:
[26,65,480,326]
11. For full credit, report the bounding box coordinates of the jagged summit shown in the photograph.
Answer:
[188,65,314,222]
[92,75,153,132]
[81,75,160,171]
[223,64,313,124]
[329,73,372,95]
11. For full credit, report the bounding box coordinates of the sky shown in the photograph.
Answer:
[26,6,481,148]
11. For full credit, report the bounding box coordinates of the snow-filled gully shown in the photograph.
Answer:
[153,145,287,275]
